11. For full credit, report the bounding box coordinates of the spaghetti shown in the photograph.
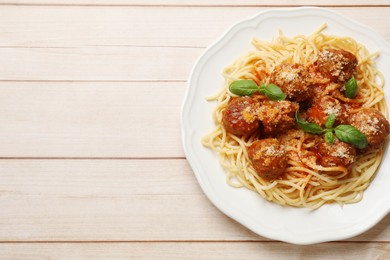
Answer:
[202,24,389,209]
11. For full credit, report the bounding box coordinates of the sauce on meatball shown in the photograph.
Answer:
[315,49,357,83]
[222,97,260,136]
[306,96,347,127]
[270,63,312,102]
[248,138,287,180]
[317,139,356,168]
[257,100,299,136]
[349,108,390,150]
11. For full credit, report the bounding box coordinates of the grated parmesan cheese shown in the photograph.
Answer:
[322,99,342,115]
[323,105,340,116]
[280,71,296,82]
[359,116,380,135]
[331,145,349,159]
[242,106,257,123]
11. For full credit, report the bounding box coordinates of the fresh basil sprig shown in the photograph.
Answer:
[334,125,368,149]
[325,131,335,144]
[259,83,286,101]
[345,76,358,99]
[229,80,258,96]
[324,113,336,144]
[229,80,286,101]
[295,111,324,134]
[325,113,336,129]
[295,111,368,149]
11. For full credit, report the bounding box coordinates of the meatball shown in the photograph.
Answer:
[306,96,347,127]
[349,108,390,150]
[248,138,287,180]
[317,139,356,168]
[222,97,260,136]
[257,100,299,136]
[315,49,357,83]
[269,63,312,102]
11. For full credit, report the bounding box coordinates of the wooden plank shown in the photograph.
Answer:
[0,6,256,48]
[0,7,388,81]
[0,0,388,6]
[0,82,185,157]
[0,159,388,242]
[0,7,388,49]
[0,46,201,81]
[0,242,389,259]
[0,159,260,241]
[0,6,389,48]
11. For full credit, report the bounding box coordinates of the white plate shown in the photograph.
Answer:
[181,7,390,245]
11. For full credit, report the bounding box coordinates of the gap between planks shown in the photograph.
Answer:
[0,157,186,160]
[0,4,389,8]
[0,45,205,49]
[0,80,187,83]
[0,240,389,243]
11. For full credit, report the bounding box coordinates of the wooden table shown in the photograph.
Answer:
[0,1,389,258]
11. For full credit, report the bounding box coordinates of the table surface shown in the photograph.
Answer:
[0,1,390,259]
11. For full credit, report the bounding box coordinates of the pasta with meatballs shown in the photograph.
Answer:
[202,24,390,209]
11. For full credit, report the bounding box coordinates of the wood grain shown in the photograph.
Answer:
[0,0,388,6]
[0,159,261,241]
[0,82,184,157]
[0,7,388,82]
[0,7,388,49]
[0,46,201,81]
[0,159,388,242]
[0,242,389,259]
[0,1,389,258]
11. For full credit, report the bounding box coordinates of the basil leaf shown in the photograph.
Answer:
[295,111,324,134]
[229,80,259,96]
[325,131,335,144]
[334,124,368,149]
[325,113,336,129]
[259,83,286,101]
[345,76,358,99]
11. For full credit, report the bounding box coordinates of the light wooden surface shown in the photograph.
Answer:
[1,1,390,259]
